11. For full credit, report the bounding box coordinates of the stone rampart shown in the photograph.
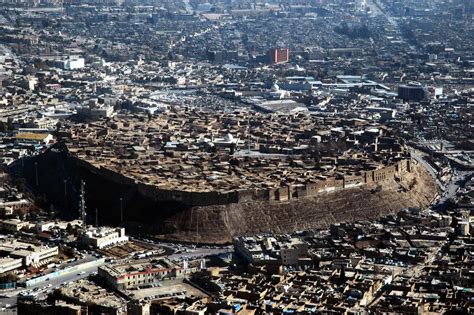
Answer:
[72,156,412,207]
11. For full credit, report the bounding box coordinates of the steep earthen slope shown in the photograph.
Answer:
[162,164,437,243]
[12,147,437,244]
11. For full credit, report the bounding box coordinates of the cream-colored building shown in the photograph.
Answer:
[0,257,23,274]
[99,259,183,290]
[280,238,309,265]
[0,219,29,232]
[0,199,31,216]
[0,239,58,268]
[83,227,129,249]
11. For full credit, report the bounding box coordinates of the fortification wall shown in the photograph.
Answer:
[162,162,437,243]
[12,147,434,244]
[71,156,412,207]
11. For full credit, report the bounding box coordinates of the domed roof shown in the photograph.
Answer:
[224,133,234,141]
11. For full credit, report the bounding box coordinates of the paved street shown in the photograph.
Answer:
[410,147,473,208]
[435,170,473,207]
[169,248,232,261]
[0,260,104,309]
[410,148,445,190]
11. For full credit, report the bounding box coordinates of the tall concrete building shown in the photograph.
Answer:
[267,48,290,64]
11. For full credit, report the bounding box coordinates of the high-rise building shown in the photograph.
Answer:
[267,48,290,64]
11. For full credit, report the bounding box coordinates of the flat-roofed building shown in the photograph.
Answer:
[82,227,129,249]
[0,219,28,232]
[15,132,54,145]
[0,199,31,216]
[0,238,58,268]
[99,259,184,290]
[0,257,23,274]
[280,238,309,265]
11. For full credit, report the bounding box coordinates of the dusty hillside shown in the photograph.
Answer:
[11,148,437,244]
[161,164,437,243]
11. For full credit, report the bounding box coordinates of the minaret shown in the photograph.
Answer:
[183,257,189,272]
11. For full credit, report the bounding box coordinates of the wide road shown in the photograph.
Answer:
[409,148,444,190]
[410,147,473,208]
[0,260,105,309]
[169,247,233,261]
[364,0,419,52]
[436,170,473,207]
[132,236,233,261]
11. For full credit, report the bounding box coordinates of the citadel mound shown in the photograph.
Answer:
[17,111,438,243]
[165,163,436,243]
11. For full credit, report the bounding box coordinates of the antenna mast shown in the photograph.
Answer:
[80,180,86,229]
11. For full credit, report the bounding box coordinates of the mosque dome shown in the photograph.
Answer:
[224,133,234,142]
